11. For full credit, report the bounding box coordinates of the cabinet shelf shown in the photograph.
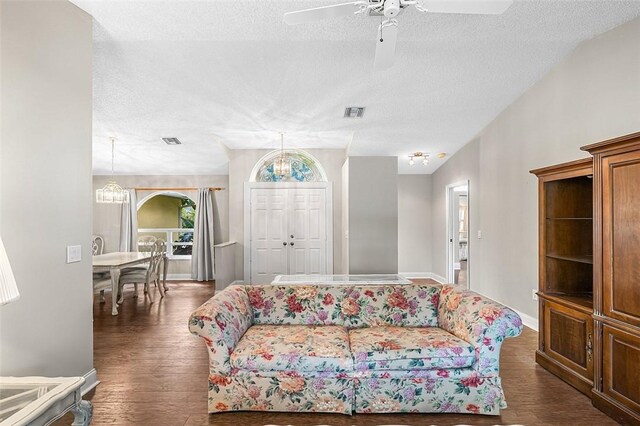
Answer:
[546,217,593,220]
[540,292,594,312]
[546,254,593,265]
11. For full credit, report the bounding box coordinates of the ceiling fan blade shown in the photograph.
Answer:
[284,2,363,25]
[374,20,398,70]
[420,0,513,15]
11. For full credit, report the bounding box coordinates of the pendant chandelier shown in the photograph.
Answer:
[96,137,130,204]
[273,132,291,177]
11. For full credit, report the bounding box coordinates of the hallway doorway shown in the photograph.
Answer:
[446,182,469,287]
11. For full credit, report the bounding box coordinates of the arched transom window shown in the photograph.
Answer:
[250,149,328,182]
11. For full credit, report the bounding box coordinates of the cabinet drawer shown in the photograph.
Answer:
[542,300,593,380]
[602,324,640,414]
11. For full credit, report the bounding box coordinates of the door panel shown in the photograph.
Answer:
[603,324,640,414]
[250,187,328,283]
[543,300,593,380]
[602,152,640,327]
[288,189,327,276]
[250,189,288,284]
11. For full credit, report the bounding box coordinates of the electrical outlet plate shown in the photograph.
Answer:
[532,289,538,301]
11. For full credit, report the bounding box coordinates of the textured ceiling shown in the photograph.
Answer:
[72,0,640,175]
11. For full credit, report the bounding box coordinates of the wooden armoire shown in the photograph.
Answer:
[531,131,640,425]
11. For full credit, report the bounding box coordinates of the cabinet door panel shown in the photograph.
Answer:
[603,325,640,413]
[602,152,640,327]
[543,301,593,380]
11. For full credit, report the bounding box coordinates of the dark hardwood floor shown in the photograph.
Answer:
[56,281,618,425]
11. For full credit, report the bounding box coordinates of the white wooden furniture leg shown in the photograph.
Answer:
[70,400,93,426]
[162,255,169,291]
[110,267,120,316]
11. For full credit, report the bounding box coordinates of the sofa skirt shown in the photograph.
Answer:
[354,376,507,415]
[207,371,506,415]
[208,373,354,415]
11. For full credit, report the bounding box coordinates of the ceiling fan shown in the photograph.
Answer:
[284,0,513,70]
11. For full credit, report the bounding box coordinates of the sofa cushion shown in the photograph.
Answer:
[246,284,441,328]
[349,326,475,371]
[230,324,353,373]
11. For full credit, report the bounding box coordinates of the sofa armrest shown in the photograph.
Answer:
[188,285,253,375]
[437,284,523,376]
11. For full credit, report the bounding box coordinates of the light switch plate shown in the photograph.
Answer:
[477,230,482,239]
[67,245,82,263]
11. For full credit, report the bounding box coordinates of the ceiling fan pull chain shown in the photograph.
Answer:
[380,15,384,42]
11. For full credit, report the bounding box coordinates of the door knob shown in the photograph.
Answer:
[290,235,294,238]
[282,242,287,246]
[290,242,295,246]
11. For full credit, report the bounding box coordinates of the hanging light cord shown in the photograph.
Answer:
[110,137,115,178]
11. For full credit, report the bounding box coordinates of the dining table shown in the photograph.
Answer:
[92,252,154,316]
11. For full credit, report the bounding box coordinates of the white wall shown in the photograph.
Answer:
[341,159,349,273]
[228,149,346,281]
[0,0,94,377]
[93,175,229,276]
[431,17,640,320]
[348,157,398,274]
[398,175,432,275]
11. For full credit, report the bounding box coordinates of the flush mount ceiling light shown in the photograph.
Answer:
[96,137,130,204]
[273,132,291,177]
[408,152,429,166]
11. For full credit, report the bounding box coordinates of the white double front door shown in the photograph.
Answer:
[248,186,330,284]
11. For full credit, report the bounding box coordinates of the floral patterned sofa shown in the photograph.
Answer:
[188,283,522,415]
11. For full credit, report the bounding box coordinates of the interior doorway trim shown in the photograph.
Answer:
[445,180,470,289]
[243,182,334,284]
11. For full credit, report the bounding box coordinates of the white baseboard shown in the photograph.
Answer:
[81,368,99,395]
[512,308,538,332]
[230,280,245,285]
[165,274,195,281]
[428,273,447,284]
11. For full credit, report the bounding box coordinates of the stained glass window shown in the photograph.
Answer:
[253,150,327,182]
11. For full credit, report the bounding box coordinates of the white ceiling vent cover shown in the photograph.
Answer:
[344,107,366,118]
[162,137,182,145]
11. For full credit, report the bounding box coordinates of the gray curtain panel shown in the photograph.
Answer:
[191,188,215,281]
[119,189,138,252]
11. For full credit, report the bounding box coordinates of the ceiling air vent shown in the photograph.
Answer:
[344,107,366,118]
[162,137,182,145]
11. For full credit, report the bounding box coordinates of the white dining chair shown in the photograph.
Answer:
[118,239,165,303]
[92,235,111,303]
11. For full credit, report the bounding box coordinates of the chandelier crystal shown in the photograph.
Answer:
[96,138,130,204]
[273,132,291,177]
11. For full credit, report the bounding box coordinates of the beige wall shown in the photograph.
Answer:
[0,0,93,377]
[431,17,640,320]
[93,175,229,276]
[398,175,432,274]
[229,149,346,281]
